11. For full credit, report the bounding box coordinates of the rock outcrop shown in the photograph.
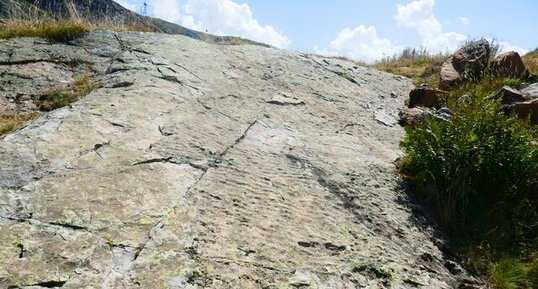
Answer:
[0,31,481,288]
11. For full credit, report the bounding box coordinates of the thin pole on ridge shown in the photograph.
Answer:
[141,1,148,16]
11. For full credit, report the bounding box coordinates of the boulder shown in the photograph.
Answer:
[452,39,491,71]
[434,107,453,122]
[440,57,463,89]
[408,85,440,108]
[398,107,428,127]
[504,99,538,124]
[521,83,538,99]
[497,86,525,105]
[491,51,530,78]
[439,40,491,89]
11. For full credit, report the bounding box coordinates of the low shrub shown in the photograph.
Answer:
[401,82,538,233]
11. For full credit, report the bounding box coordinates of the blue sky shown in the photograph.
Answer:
[116,0,537,62]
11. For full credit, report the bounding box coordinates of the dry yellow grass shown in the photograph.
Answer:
[0,19,154,42]
[0,112,41,137]
[0,20,90,41]
[523,49,538,75]
[371,50,448,87]
[39,74,100,111]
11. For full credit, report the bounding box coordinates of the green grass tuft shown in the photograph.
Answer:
[0,20,89,42]
[491,258,531,289]
[39,89,78,111]
[38,74,99,111]
[0,113,41,137]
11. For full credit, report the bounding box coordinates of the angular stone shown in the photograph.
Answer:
[491,51,530,79]
[434,107,453,122]
[497,86,525,105]
[440,40,491,89]
[409,85,440,108]
[439,57,462,90]
[504,99,538,124]
[452,39,491,70]
[398,107,428,127]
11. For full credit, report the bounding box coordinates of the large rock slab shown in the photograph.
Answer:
[0,31,481,288]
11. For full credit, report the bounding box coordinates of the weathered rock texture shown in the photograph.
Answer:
[504,99,538,125]
[0,31,481,288]
[491,51,529,79]
[522,83,538,99]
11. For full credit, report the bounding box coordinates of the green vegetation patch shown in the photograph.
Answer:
[400,76,538,288]
[491,258,538,289]
[39,88,78,111]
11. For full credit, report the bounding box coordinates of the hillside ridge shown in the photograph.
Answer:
[0,0,269,46]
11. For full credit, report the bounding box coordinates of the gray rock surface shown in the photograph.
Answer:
[522,83,538,99]
[0,31,481,288]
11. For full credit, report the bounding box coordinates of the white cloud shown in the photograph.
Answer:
[459,17,470,25]
[115,0,137,11]
[394,0,467,54]
[395,0,441,38]
[497,41,529,56]
[312,46,339,57]
[152,0,182,24]
[327,25,402,63]
[151,0,290,48]
[422,32,467,54]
